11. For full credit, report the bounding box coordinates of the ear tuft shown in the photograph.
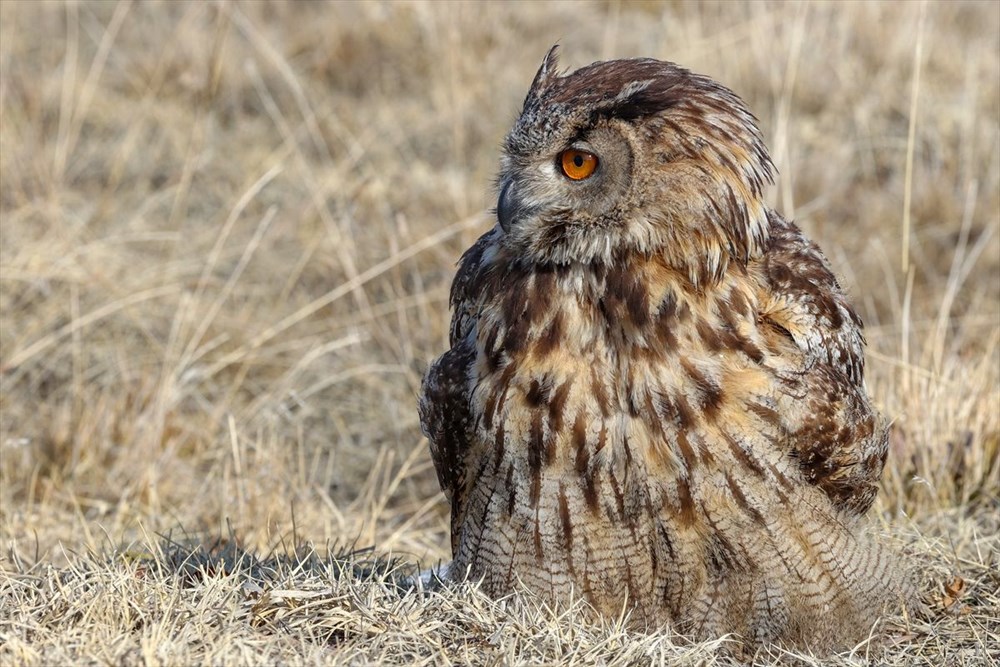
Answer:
[524,45,561,106]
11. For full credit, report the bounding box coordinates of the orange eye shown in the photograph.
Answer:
[559,149,599,181]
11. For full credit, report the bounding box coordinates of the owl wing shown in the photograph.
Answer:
[757,213,889,517]
[419,229,498,553]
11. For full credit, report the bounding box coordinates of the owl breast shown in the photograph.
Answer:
[450,249,800,628]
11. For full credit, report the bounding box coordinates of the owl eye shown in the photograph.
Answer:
[559,149,599,181]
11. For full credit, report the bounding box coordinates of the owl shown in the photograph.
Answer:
[419,48,912,652]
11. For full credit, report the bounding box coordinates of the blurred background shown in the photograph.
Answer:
[1,0,997,570]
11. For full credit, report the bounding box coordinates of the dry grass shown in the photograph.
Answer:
[0,1,997,664]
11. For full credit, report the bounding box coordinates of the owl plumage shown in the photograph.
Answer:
[419,48,912,651]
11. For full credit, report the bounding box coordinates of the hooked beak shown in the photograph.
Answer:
[497,178,520,233]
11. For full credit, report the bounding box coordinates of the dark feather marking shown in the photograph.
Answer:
[583,467,601,514]
[573,413,589,472]
[590,368,611,418]
[675,475,697,526]
[723,432,766,478]
[528,412,545,508]
[502,310,531,355]
[529,411,545,470]
[483,391,499,431]
[676,429,699,473]
[729,289,750,318]
[681,358,724,420]
[747,401,782,429]
[483,325,503,373]
[505,463,516,516]
[696,318,723,353]
[493,422,506,472]
[533,515,543,564]
[655,391,690,431]
[528,269,557,325]
[643,391,665,438]
[558,483,574,552]
[609,473,627,519]
[536,310,565,356]
[725,472,766,525]
[549,378,573,433]
[525,377,548,408]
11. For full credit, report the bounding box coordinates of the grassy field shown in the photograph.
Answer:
[1,1,997,664]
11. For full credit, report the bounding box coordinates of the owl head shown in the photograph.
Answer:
[496,47,776,288]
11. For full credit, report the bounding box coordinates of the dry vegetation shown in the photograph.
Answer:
[1,1,997,665]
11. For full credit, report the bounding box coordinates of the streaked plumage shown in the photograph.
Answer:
[419,48,912,651]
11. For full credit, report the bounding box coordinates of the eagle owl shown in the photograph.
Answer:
[419,48,912,651]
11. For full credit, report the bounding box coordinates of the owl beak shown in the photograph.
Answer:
[497,178,519,233]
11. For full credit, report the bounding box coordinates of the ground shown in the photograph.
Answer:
[0,1,997,665]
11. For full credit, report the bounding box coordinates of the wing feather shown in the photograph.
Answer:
[757,214,888,516]
[419,228,499,552]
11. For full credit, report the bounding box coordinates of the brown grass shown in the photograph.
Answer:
[1,1,997,664]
